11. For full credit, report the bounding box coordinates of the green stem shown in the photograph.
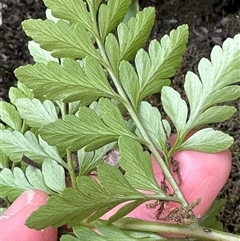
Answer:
[20,119,28,133]
[61,102,68,118]
[113,219,240,241]
[125,97,188,206]
[89,0,187,225]
[80,218,240,241]
[11,161,18,171]
[4,156,10,169]
[167,129,190,159]
[66,149,77,188]
[95,34,188,207]
[88,2,188,205]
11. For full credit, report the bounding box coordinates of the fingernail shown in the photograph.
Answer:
[0,190,35,219]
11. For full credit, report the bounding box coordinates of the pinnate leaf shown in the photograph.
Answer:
[26,158,175,229]
[109,202,147,226]
[161,34,240,152]
[136,25,189,103]
[42,158,66,192]
[9,82,34,105]
[78,142,116,175]
[40,108,117,152]
[60,223,164,241]
[119,25,189,108]
[26,158,174,230]
[179,128,233,153]
[22,19,99,59]
[15,98,58,128]
[119,61,139,108]
[15,58,117,103]
[105,33,121,73]
[43,0,93,32]
[192,106,237,127]
[184,33,240,127]
[161,86,188,132]
[0,130,62,163]
[118,136,165,195]
[0,150,9,169]
[26,165,144,229]
[26,166,51,193]
[118,7,155,61]
[124,0,140,22]
[0,159,65,202]
[94,222,163,240]
[0,166,50,201]
[40,99,137,152]
[0,102,22,131]
[85,0,102,14]
[99,98,137,141]
[97,164,139,197]
[9,87,31,105]
[98,0,131,39]
[28,40,58,64]
[137,101,168,152]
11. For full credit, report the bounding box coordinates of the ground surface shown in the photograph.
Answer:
[0,0,240,234]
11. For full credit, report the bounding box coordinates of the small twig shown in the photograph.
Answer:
[22,155,42,169]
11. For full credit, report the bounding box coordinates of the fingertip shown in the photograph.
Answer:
[1,190,48,219]
[0,190,58,241]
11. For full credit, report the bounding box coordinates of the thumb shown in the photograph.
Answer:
[0,189,58,241]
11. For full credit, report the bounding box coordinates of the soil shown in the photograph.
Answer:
[0,0,240,235]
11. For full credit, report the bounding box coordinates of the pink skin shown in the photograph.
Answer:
[102,134,232,223]
[0,189,58,241]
